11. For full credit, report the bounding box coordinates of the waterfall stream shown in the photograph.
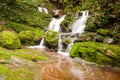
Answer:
[57,10,89,56]
[28,15,66,49]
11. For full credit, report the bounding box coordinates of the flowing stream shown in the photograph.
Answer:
[38,49,120,80]
[57,10,89,56]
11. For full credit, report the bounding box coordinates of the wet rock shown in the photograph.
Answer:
[103,38,114,44]
[0,30,21,49]
[9,56,34,66]
[9,56,26,66]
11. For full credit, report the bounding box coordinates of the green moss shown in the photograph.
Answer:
[19,30,34,43]
[95,52,113,66]
[97,28,109,36]
[0,30,21,49]
[44,30,59,51]
[0,47,49,61]
[70,42,120,67]
[0,64,42,80]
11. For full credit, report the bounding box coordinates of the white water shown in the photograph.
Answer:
[38,7,48,14]
[57,10,89,56]
[71,10,89,34]
[48,15,66,32]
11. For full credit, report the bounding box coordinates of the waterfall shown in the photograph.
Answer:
[71,10,89,34]
[57,34,63,53]
[48,15,66,32]
[39,37,45,48]
[57,10,89,56]
[38,7,48,14]
[28,15,66,49]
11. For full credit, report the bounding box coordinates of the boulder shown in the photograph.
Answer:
[19,30,34,45]
[0,30,21,49]
[44,30,59,51]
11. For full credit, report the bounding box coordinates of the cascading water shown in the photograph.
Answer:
[39,37,45,48]
[28,15,66,49]
[48,15,66,32]
[71,10,89,34]
[57,10,89,56]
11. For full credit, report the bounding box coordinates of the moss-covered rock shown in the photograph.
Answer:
[70,42,120,67]
[97,28,110,36]
[19,30,45,45]
[0,30,21,49]
[19,30,34,43]
[44,30,59,51]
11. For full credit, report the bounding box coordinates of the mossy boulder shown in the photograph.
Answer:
[44,30,59,51]
[0,30,21,49]
[70,42,120,67]
[19,30,34,44]
[62,37,71,49]
[18,29,45,45]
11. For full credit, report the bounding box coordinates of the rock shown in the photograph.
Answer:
[94,35,105,42]
[19,30,34,44]
[103,38,114,44]
[44,30,59,51]
[113,33,120,44]
[9,56,26,66]
[76,34,91,42]
[97,28,110,36]
[0,30,21,49]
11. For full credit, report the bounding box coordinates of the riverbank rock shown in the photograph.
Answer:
[0,30,21,49]
[70,42,120,68]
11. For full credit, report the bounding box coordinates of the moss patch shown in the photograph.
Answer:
[70,42,120,67]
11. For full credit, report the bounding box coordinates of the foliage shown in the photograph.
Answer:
[0,0,52,29]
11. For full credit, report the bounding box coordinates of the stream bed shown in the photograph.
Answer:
[37,49,120,80]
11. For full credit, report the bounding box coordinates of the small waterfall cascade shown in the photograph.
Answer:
[57,34,63,53]
[71,10,89,34]
[65,38,75,53]
[57,10,89,56]
[48,15,66,32]
[28,15,66,49]
[39,37,45,48]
